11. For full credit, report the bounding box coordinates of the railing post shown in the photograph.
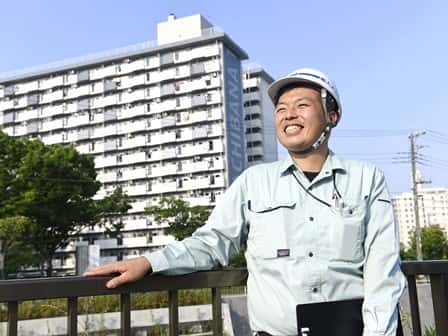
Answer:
[121,293,131,336]
[7,301,18,336]
[429,274,448,335]
[212,287,223,336]
[168,290,179,336]
[67,297,78,336]
[407,275,422,336]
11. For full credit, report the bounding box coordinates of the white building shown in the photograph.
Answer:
[0,14,276,274]
[243,64,277,166]
[393,187,448,248]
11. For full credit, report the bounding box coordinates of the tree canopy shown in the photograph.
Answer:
[0,131,131,276]
[401,224,448,260]
[146,197,210,240]
[145,197,246,268]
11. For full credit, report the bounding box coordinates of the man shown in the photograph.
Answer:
[85,68,406,335]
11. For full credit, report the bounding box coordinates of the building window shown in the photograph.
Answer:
[177,179,183,188]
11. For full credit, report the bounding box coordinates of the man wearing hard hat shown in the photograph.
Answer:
[86,68,405,336]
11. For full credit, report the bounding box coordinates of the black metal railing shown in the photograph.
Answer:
[0,261,447,336]
[0,269,248,336]
[401,260,448,336]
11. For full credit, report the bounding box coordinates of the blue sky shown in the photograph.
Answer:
[1,0,447,194]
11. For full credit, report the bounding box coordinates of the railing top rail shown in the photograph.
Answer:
[401,260,448,275]
[1,261,447,302]
[0,269,248,302]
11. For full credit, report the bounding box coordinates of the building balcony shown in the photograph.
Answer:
[151,164,177,177]
[93,238,118,249]
[3,85,16,97]
[1,111,14,124]
[243,77,259,88]
[243,91,261,103]
[121,167,147,180]
[45,76,64,89]
[0,99,15,111]
[246,118,262,129]
[1,262,448,335]
[246,132,263,142]
[247,146,264,157]
[122,151,146,165]
[121,135,146,149]
[77,70,90,83]
[125,217,148,230]
[124,184,147,196]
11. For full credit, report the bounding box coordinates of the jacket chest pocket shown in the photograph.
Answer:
[329,199,367,263]
[247,200,298,259]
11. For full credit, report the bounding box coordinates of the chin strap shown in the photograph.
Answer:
[294,88,335,155]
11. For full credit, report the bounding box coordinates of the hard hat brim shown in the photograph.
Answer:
[268,77,322,104]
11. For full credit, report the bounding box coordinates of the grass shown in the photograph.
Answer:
[0,286,245,321]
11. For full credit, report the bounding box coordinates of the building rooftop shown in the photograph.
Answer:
[0,14,248,84]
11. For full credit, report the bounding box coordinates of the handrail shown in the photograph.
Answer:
[0,269,248,336]
[0,269,248,301]
[400,260,448,336]
[1,262,447,336]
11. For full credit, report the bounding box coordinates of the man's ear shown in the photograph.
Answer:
[329,111,339,126]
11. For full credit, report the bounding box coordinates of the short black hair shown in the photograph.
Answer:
[274,82,338,114]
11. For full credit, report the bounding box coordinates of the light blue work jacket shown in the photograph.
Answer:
[146,151,406,335]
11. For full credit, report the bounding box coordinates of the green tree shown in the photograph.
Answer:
[94,186,132,238]
[227,250,247,268]
[0,132,28,218]
[146,197,247,268]
[0,132,132,276]
[146,197,210,240]
[16,140,101,276]
[0,216,38,278]
[403,224,448,260]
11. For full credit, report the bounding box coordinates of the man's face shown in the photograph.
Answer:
[275,86,328,153]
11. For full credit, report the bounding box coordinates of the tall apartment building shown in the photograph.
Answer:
[242,64,277,166]
[0,14,276,274]
[393,187,448,248]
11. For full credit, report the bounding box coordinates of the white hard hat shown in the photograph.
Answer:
[268,68,342,122]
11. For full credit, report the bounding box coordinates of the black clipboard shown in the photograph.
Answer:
[296,299,403,336]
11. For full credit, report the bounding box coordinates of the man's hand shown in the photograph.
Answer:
[84,256,152,289]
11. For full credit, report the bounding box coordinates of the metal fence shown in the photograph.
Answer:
[401,260,448,336]
[0,261,447,335]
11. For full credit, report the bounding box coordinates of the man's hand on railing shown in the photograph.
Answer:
[83,256,152,288]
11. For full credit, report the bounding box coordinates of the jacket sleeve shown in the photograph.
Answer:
[362,168,407,336]
[143,172,248,275]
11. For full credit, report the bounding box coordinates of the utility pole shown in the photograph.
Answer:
[409,131,428,260]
